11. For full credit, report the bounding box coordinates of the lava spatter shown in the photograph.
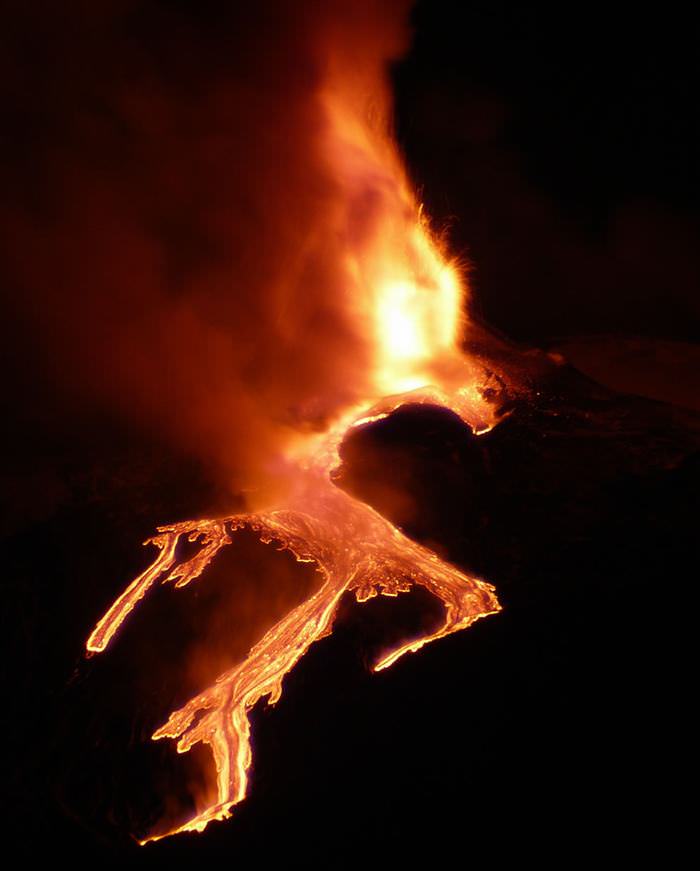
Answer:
[85,0,509,841]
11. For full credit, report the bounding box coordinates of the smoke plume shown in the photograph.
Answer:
[1,0,412,504]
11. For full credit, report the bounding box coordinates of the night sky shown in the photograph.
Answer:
[396,1,700,345]
[1,1,697,863]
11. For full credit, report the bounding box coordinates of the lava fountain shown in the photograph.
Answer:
[85,2,511,842]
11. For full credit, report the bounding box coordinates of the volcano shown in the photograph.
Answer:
[2,0,697,863]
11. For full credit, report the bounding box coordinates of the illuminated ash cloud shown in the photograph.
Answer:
[1,0,513,841]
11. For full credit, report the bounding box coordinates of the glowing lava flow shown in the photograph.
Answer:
[86,382,501,841]
[85,230,506,843]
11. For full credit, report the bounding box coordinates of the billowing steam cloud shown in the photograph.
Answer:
[0,0,412,503]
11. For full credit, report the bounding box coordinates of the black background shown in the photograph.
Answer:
[396,1,700,345]
[2,1,698,863]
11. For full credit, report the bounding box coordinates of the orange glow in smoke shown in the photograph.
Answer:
[86,7,509,842]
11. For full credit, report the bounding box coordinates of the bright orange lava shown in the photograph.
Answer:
[86,39,508,842]
[87,387,501,842]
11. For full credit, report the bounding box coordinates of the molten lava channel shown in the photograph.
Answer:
[86,385,502,842]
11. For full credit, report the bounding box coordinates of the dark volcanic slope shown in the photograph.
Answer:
[2,357,697,860]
